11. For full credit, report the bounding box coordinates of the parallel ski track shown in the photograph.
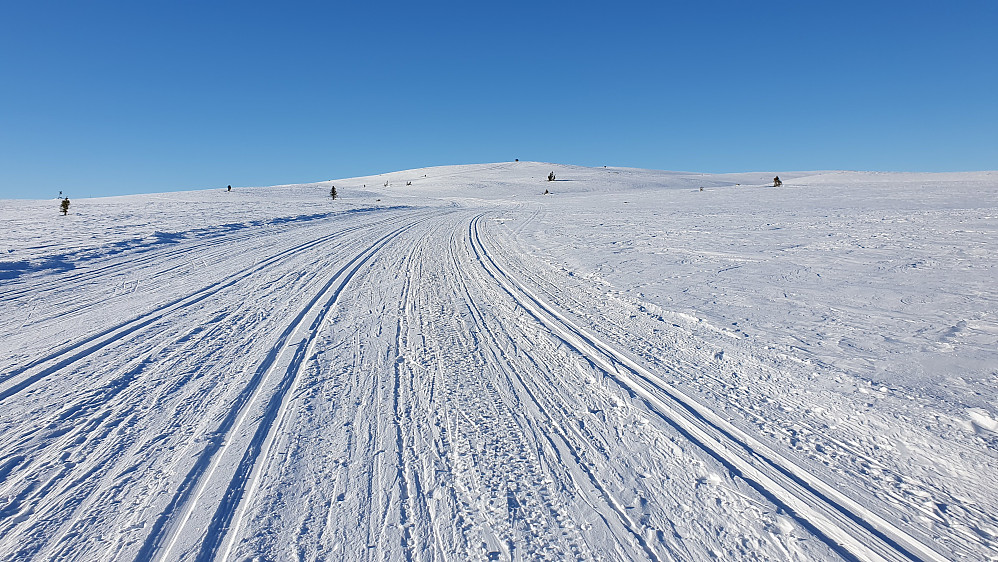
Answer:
[150,211,437,562]
[219,213,441,562]
[0,211,431,560]
[447,222,646,560]
[375,217,439,562]
[468,214,948,562]
[481,213,993,559]
[0,210,355,302]
[0,212,409,401]
[0,219,383,537]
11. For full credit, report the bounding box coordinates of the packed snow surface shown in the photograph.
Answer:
[1,162,996,561]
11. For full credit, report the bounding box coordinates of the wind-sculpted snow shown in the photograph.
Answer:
[0,162,996,561]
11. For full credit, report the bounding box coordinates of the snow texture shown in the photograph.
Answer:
[1,162,996,561]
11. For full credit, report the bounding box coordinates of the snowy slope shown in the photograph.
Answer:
[1,162,996,561]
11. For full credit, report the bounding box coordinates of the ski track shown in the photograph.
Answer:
[214,209,843,562]
[477,207,998,561]
[0,208,437,560]
[0,212,404,386]
[1,166,995,562]
[468,214,955,562]
[146,213,439,561]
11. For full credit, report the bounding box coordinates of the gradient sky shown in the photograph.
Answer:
[1,0,995,198]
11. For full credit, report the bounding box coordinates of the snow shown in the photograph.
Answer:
[1,161,996,561]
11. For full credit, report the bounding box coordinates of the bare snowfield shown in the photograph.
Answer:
[1,161,996,561]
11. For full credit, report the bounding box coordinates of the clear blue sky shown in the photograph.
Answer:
[1,0,995,198]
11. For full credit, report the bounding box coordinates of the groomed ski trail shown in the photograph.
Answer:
[3,182,988,562]
[467,214,949,562]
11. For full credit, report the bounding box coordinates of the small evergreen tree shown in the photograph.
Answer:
[330,186,337,199]
[60,198,70,215]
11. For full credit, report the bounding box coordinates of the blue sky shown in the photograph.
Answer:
[1,1,995,198]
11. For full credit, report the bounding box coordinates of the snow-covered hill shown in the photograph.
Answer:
[1,162,996,561]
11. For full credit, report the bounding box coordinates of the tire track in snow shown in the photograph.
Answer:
[468,214,948,562]
[149,213,435,562]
